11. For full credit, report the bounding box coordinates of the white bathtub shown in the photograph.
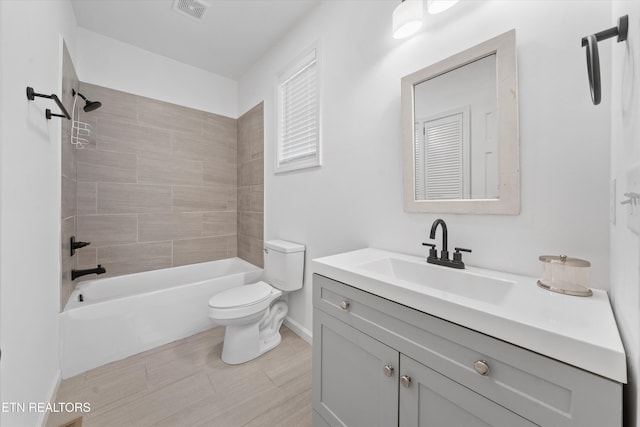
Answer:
[60,258,262,378]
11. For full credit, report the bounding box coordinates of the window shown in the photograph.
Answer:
[276,48,320,173]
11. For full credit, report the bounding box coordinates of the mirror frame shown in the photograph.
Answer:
[402,29,519,214]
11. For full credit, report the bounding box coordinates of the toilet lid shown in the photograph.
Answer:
[208,281,273,309]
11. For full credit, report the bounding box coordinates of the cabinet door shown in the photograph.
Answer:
[313,309,399,427]
[399,355,536,427]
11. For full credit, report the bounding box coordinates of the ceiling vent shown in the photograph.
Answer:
[172,0,210,21]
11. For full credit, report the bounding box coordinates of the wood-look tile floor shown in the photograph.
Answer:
[46,326,312,427]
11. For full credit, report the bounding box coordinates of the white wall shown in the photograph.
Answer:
[0,1,77,426]
[610,2,640,425]
[239,1,612,338]
[76,28,238,118]
[0,0,4,410]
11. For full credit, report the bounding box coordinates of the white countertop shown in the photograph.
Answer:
[312,248,627,383]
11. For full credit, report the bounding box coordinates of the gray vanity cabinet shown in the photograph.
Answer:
[312,273,622,427]
[313,309,533,427]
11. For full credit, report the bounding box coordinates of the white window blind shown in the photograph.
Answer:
[276,49,320,173]
[424,114,463,200]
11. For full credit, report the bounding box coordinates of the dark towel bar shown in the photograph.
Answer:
[581,15,628,106]
[26,86,70,120]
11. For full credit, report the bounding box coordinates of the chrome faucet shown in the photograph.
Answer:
[422,219,471,269]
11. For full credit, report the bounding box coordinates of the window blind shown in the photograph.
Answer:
[424,114,463,200]
[277,49,319,172]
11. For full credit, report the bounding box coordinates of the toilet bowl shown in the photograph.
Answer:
[208,240,305,364]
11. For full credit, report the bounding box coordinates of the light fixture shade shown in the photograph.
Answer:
[426,0,459,14]
[393,0,424,39]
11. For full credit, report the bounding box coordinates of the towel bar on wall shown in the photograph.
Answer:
[26,86,71,120]
[581,15,628,106]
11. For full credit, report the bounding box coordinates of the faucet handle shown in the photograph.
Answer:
[453,247,472,268]
[422,243,438,260]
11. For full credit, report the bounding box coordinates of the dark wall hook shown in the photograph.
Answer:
[26,86,71,120]
[581,15,629,106]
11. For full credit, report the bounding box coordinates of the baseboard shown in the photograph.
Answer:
[283,316,312,345]
[39,369,62,427]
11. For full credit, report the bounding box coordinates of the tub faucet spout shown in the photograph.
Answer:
[72,265,106,281]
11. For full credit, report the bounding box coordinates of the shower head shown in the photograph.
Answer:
[74,90,102,112]
[83,99,102,112]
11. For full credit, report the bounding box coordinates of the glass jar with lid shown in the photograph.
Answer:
[537,255,592,297]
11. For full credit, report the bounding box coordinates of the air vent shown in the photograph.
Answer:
[172,0,210,21]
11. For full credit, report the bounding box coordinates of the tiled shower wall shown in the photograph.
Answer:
[237,103,264,268]
[60,43,79,309]
[74,83,239,278]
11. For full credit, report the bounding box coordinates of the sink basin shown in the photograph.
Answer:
[358,257,514,304]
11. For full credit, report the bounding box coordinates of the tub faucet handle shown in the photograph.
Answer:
[70,236,91,256]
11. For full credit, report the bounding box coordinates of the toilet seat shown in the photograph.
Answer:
[209,281,273,309]
[208,281,282,321]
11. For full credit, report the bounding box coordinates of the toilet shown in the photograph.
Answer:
[208,239,305,364]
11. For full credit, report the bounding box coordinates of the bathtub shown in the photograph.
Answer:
[60,258,262,378]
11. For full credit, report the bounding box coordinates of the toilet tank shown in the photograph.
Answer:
[264,240,305,291]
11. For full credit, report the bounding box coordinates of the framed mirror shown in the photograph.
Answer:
[402,29,519,214]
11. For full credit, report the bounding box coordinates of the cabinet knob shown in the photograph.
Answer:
[400,375,412,388]
[339,301,350,311]
[474,360,490,376]
[383,365,394,377]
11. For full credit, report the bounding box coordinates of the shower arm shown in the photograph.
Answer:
[581,15,628,106]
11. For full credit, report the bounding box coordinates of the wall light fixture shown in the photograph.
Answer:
[393,0,424,39]
[427,0,459,14]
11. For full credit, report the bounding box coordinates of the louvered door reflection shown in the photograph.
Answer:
[423,113,463,200]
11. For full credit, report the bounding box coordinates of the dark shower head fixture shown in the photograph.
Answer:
[73,89,102,112]
[581,15,628,106]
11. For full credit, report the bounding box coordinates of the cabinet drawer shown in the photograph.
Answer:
[313,274,622,427]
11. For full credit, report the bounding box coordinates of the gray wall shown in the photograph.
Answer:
[237,102,265,268]
[61,84,266,308]
[73,83,239,279]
